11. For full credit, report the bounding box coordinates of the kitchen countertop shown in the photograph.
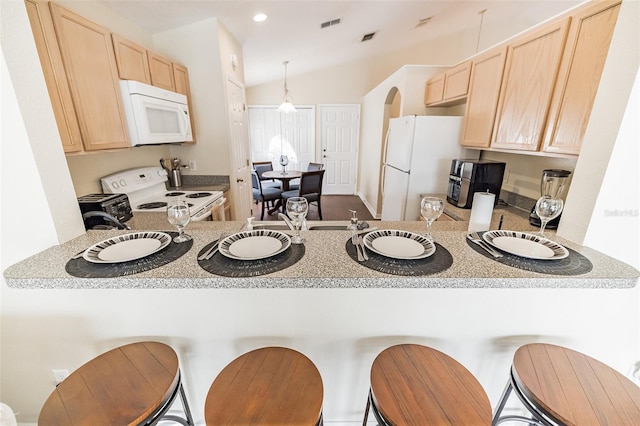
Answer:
[4,216,638,289]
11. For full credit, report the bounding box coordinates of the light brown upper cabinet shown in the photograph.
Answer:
[25,0,83,153]
[49,3,130,151]
[111,33,151,84]
[173,62,196,143]
[424,74,445,105]
[425,61,471,106]
[460,47,507,148]
[542,0,621,155]
[490,18,570,151]
[148,51,176,91]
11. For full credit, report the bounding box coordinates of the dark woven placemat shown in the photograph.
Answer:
[466,232,593,275]
[345,239,453,276]
[198,242,305,277]
[66,232,192,278]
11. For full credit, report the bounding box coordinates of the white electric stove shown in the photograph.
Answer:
[101,167,224,221]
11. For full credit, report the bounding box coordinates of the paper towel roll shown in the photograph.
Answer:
[468,192,495,232]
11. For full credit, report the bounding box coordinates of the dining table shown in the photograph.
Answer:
[262,170,302,214]
[262,170,302,191]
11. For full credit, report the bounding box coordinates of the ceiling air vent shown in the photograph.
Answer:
[361,31,376,42]
[320,18,341,29]
[415,17,432,28]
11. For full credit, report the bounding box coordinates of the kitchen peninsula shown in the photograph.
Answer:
[4,218,637,288]
[3,218,638,423]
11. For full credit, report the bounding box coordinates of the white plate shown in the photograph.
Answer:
[483,230,569,260]
[219,230,291,260]
[83,232,171,263]
[363,229,435,260]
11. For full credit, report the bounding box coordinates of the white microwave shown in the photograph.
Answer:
[119,80,192,146]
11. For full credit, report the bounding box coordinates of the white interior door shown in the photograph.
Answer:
[227,76,252,220]
[320,105,360,194]
[248,106,314,171]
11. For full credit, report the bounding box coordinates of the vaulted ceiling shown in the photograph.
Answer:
[98,1,582,87]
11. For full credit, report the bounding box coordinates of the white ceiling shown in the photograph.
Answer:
[98,1,582,87]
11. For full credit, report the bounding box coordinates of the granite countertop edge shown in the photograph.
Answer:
[4,276,638,290]
[4,218,638,290]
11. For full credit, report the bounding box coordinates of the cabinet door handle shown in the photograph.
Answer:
[236,178,244,183]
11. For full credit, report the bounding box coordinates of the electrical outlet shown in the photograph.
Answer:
[53,369,69,385]
[188,160,197,171]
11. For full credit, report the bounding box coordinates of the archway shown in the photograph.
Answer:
[376,87,402,214]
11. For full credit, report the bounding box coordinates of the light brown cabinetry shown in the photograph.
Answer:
[461,47,507,148]
[491,18,570,151]
[148,51,176,91]
[25,0,83,153]
[49,3,130,151]
[173,63,196,143]
[424,61,471,106]
[542,0,621,154]
[424,74,445,105]
[111,33,151,84]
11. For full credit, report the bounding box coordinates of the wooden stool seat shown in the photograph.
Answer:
[493,343,640,425]
[365,344,491,425]
[38,341,193,425]
[205,346,324,425]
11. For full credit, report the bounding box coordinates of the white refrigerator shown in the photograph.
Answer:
[381,115,478,221]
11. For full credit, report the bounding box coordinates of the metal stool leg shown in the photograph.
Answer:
[492,368,554,426]
[147,372,194,426]
[363,388,390,426]
[362,389,371,426]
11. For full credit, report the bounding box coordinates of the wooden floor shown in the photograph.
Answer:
[253,195,376,222]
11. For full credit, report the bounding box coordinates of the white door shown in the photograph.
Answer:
[320,105,360,194]
[227,76,252,220]
[248,106,314,171]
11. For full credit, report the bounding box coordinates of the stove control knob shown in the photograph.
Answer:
[119,179,127,188]
[112,182,119,190]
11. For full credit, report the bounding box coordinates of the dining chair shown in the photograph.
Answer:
[288,162,324,191]
[252,170,283,220]
[307,162,324,171]
[363,344,492,426]
[252,161,280,189]
[281,169,325,220]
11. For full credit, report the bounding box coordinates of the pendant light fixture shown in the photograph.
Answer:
[277,60,296,113]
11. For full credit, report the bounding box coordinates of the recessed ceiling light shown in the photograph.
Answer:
[253,13,267,22]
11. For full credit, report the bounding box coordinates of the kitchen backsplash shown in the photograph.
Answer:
[480,151,577,200]
[179,174,229,187]
[65,146,171,196]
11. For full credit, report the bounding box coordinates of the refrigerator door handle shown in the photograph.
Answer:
[382,126,391,165]
[380,164,387,198]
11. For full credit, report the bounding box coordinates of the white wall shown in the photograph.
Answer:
[2,1,638,424]
[583,68,639,269]
[358,65,450,216]
[153,18,232,177]
[0,0,84,244]
[558,0,640,251]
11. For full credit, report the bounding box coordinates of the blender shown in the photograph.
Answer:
[529,169,572,229]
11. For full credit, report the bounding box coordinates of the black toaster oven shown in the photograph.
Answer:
[77,193,132,229]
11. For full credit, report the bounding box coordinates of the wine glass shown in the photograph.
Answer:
[534,196,563,237]
[286,197,308,244]
[279,155,289,175]
[167,199,192,243]
[420,196,444,241]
